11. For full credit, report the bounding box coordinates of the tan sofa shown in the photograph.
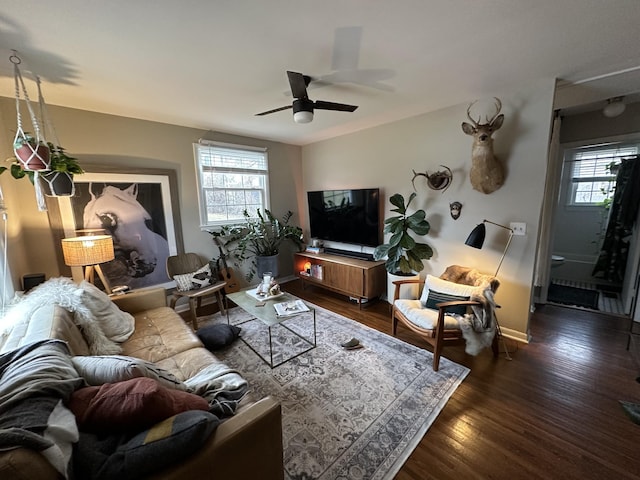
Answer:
[0,287,284,480]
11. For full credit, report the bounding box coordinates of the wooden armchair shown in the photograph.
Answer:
[391,266,500,371]
[166,253,227,330]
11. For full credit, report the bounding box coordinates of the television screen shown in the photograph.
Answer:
[307,188,381,248]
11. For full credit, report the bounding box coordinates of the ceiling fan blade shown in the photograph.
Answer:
[287,71,310,99]
[314,100,358,112]
[255,105,293,116]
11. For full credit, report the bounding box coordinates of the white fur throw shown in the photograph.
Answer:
[13,277,125,355]
[457,285,497,355]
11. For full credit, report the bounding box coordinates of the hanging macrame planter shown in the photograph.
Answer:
[34,75,78,198]
[8,52,82,209]
[11,53,50,172]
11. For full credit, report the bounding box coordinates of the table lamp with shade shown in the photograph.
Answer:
[61,235,115,294]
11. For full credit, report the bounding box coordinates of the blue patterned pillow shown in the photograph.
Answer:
[424,290,469,315]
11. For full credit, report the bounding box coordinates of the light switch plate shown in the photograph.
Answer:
[510,222,526,236]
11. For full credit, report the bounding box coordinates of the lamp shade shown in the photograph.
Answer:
[61,235,115,267]
[465,223,486,249]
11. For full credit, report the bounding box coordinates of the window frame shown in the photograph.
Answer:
[565,144,637,207]
[193,140,270,230]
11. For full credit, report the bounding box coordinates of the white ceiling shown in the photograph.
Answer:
[1,1,639,146]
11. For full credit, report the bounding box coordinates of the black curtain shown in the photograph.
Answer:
[592,156,640,284]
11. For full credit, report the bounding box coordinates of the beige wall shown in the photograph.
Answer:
[0,97,302,290]
[1,77,555,340]
[301,78,557,341]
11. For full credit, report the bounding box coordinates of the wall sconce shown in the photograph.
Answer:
[465,220,514,277]
[61,235,115,293]
[603,96,626,118]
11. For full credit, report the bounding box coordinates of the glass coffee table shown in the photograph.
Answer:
[226,290,317,368]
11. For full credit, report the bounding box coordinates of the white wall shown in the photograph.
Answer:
[302,79,557,341]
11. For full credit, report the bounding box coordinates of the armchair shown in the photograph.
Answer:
[391,265,500,371]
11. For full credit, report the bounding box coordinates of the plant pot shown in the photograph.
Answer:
[256,254,279,279]
[38,171,74,196]
[386,271,420,304]
[14,143,51,171]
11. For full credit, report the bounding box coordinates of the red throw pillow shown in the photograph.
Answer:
[68,377,209,433]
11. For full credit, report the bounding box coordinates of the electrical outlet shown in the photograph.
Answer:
[510,222,526,236]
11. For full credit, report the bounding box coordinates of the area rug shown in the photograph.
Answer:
[548,282,599,310]
[201,303,469,480]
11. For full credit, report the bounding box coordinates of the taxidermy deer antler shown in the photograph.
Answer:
[461,97,505,194]
[411,165,453,193]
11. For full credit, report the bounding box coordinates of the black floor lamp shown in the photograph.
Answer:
[465,219,514,277]
[465,219,514,360]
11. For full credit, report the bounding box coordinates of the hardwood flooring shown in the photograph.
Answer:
[277,280,640,480]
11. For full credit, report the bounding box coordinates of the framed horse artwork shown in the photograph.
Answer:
[47,167,184,291]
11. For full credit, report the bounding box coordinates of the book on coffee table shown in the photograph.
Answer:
[274,299,310,317]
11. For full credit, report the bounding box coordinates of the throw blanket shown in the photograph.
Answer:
[185,363,249,417]
[457,285,497,355]
[0,340,84,478]
[440,265,500,356]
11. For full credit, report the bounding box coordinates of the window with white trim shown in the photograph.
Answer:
[568,145,638,206]
[194,141,269,228]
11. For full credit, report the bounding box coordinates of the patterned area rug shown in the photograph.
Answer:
[201,303,469,480]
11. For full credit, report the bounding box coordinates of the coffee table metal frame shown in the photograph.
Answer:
[226,291,317,368]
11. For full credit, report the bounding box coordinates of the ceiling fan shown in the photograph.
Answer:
[256,71,358,124]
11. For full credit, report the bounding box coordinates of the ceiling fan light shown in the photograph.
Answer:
[603,97,626,118]
[294,110,313,123]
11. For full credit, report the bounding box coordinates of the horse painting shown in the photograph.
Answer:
[82,183,170,289]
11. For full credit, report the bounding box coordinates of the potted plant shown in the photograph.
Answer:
[373,192,433,301]
[13,133,50,171]
[210,208,303,281]
[2,142,83,196]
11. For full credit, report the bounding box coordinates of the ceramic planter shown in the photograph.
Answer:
[14,143,51,171]
[386,271,420,304]
[256,254,279,279]
[38,171,74,197]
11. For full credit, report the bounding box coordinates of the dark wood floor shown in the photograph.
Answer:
[276,279,640,480]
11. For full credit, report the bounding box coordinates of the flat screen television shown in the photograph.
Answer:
[307,188,381,248]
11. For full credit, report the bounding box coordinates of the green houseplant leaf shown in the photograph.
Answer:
[373,192,433,274]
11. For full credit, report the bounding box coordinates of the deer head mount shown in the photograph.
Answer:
[411,165,452,193]
[461,98,505,194]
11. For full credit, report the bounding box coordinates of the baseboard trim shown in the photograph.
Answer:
[500,326,530,344]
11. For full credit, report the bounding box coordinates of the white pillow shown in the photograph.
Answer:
[79,281,135,342]
[72,355,187,390]
[173,264,214,292]
[419,275,477,306]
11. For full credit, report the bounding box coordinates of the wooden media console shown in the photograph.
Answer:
[294,251,386,307]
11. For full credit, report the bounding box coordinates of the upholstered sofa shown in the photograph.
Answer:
[0,281,284,480]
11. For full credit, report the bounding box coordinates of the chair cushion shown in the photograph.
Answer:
[419,275,477,306]
[394,299,461,330]
[173,264,214,292]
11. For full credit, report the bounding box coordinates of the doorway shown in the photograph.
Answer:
[548,137,640,317]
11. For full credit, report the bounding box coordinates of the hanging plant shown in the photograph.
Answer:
[2,141,83,196]
[4,52,83,202]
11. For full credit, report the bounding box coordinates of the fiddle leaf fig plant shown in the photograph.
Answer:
[373,192,433,274]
